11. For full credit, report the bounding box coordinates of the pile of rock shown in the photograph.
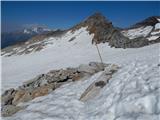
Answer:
[1,62,108,117]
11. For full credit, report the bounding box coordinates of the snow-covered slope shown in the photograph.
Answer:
[2,27,93,91]
[2,27,160,91]
[2,14,160,120]
[3,41,160,120]
[2,15,160,120]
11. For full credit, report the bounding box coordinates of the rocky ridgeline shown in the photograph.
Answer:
[1,62,120,117]
[2,13,160,57]
[71,12,128,46]
[71,12,149,48]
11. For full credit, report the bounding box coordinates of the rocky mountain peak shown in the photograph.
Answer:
[71,12,130,47]
[84,12,111,25]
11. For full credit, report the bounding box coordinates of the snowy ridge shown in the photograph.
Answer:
[121,18,160,42]
[1,27,91,56]
[121,26,153,39]
[147,21,160,41]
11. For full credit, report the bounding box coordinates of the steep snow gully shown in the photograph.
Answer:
[2,26,160,120]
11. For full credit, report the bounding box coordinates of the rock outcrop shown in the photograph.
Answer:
[71,12,151,48]
[71,13,129,47]
[1,62,113,117]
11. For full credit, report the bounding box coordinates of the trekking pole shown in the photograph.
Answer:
[95,43,104,67]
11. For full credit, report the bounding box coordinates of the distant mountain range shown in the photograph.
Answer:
[1,25,52,48]
[1,13,160,54]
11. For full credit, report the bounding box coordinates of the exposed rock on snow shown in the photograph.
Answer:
[71,12,132,48]
[2,59,159,120]
[2,88,17,106]
[12,89,33,105]
[1,62,112,117]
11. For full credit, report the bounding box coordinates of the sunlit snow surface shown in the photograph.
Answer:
[155,23,160,30]
[122,26,153,39]
[147,36,159,41]
[2,27,160,120]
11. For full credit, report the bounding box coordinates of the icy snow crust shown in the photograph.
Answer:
[2,27,160,120]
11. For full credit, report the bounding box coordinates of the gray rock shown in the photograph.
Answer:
[1,105,22,117]
[2,88,16,106]
[21,74,49,90]
[2,88,16,97]
[95,81,106,88]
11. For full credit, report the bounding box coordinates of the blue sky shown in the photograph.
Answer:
[1,1,160,32]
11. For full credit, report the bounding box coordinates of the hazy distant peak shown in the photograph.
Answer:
[22,25,51,34]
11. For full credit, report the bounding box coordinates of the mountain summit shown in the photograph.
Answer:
[71,12,129,47]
